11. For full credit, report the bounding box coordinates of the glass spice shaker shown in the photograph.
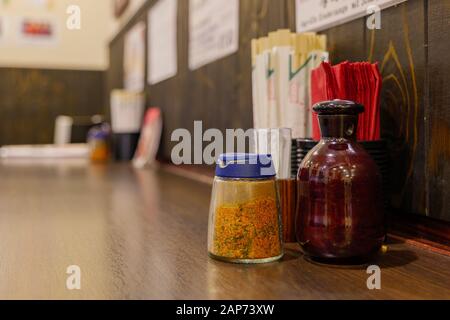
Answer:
[87,123,111,163]
[296,100,384,263]
[208,153,284,264]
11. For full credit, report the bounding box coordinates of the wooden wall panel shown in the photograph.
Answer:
[0,68,105,146]
[293,0,428,217]
[427,0,450,221]
[108,0,291,158]
[107,0,450,223]
[322,18,368,63]
[364,1,427,216]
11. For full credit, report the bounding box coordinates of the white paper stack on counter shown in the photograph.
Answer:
[0,144,89,159]
[110,90,145,134]
[251,29,329,139]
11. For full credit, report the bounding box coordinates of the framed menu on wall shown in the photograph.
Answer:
[123,21,146,91]
[148,0,178,85]
[296,0,408,32]
[188,0,239,70]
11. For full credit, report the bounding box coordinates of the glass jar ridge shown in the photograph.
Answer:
[208,155,284,264]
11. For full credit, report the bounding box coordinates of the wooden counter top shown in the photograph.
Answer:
[0,161,449,299]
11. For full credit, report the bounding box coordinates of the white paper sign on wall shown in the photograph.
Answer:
[148,0,178,85]
[188,0,239,70]
[296,0,407,32]
[124,22,146,92]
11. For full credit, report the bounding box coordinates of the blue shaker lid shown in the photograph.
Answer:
[88,124,110,140]
[215,153,276,178]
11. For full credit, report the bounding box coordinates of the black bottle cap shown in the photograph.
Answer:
[313,100,364,115]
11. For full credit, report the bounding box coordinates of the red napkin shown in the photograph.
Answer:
[311,62,337,140]
[360,62,371,140]
[332,61,349,98]
[310,61,382,141]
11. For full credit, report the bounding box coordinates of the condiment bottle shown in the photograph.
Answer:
[87,124,111,163]
[296,100,384,263]
[208,153,283,264]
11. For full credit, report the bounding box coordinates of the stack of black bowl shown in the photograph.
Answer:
[291,139,318,178]
[361,140,390,210]
[291,139,390,210]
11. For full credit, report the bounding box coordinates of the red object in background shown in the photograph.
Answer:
[22,20,53,37]
[132,108,163,168]
[311,62,338,140]
[310,61,382,141]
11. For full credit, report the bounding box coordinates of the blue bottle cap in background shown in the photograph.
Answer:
[215,153,276,178]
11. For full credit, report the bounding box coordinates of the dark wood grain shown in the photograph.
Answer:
[278,178,297,243]
[0,161,448,299]
[0,68,105,146]
[367,1,427,218]
[107,0,292,161]
[390,213,450,252]
[427,0,450,222]
[106,1,450,225]
[306,1,427,218]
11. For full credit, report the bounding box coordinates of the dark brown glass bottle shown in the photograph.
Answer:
[296,100,384,263]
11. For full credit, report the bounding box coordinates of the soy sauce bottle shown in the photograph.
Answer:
[296,100,384,264]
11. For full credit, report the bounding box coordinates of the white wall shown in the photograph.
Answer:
[0,0,112,70]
